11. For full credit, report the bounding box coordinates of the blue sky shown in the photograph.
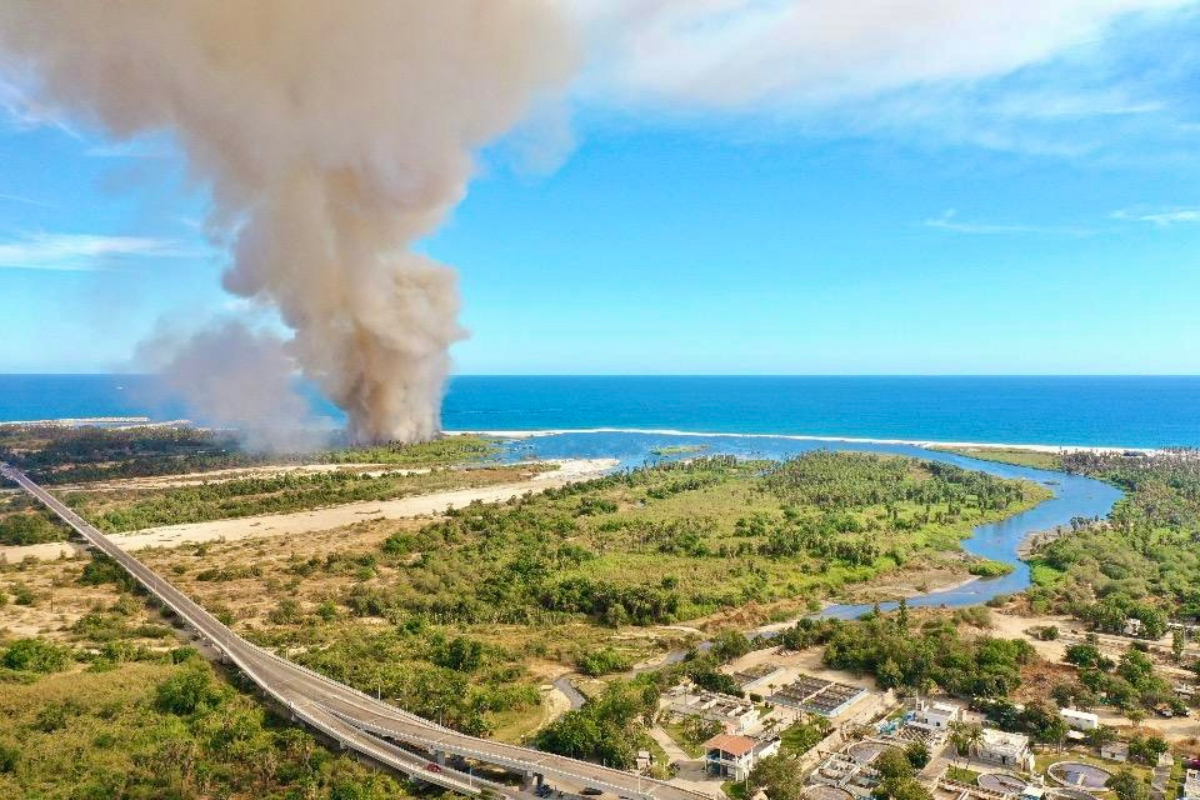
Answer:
[3,1,1200,375]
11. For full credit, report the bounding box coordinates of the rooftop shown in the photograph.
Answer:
[705,734,757,758]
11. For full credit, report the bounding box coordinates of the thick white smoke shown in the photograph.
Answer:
[0,1,576,443]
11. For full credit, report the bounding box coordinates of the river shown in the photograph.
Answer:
[496,430,1122,617]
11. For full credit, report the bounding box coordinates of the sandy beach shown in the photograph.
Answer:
[0,457,617,561]
[447,427,1159,456]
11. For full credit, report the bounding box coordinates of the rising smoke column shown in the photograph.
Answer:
[0,1,576,442]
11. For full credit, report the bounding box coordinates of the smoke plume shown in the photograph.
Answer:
[136,320,329,453]
[0,1,576,443]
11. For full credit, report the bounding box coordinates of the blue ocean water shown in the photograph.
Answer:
[2,374,1196,449]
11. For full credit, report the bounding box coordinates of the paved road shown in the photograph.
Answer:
[0,462,708,800]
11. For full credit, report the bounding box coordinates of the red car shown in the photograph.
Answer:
[425,763,443,773]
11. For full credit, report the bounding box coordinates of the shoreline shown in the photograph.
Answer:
[0,417,1165,454]
[447,427,1159,456]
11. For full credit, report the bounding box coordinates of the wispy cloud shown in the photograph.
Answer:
[0,232,198,271]
[1111,207,1200,226]
[923,209,1092,236]
[0,192,50,208]
[85,138,176,159]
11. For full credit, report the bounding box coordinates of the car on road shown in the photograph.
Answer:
[425,763,443,773]
[581,788,603,796]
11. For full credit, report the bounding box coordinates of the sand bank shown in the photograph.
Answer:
[1,457,617,561]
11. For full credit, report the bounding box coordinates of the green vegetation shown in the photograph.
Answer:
[814,612,1036,697]
[257,624,539,736]
[1027,450,1200,627]
[872,746,933,800]
[1,638,74,675]
[936,446,1064,471]
[533,678,657,768]
[945,766,980,784]
[0,423,498,484]
[747,754,807,800]
[662,717,721,758]
[650,444,709,456]
[779,716,831,756]
[361,453,1045,627]
[0,493,69,545]
[1060,641,1184,715]
[67,461,543,533]
[967,558,1015,577]
[576,646,634,676]
[0,656,411,799]
[1107,768,1151,800]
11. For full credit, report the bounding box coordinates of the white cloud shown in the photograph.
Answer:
[572,0,1194,111]
[1111,207,1200,226]
[0,232,198,271]
[923,209,1091,236]
[0,192,50,208]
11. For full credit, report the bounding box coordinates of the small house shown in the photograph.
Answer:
[704,734,781,781]
[1100,742,1129,763]
[971,728,1033,771]
[910,699,964,732]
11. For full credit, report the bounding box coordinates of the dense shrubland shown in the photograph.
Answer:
[0,655,411,799]
[1028,450,1200,627]
[0,493,68,545]
[354,454,1044,627]
[777,610,1037,698]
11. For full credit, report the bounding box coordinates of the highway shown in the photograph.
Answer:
[0,462,709,800]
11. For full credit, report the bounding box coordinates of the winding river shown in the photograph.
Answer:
[497,430,1123,617]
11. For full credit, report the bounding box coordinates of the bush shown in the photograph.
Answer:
[155,661,224,715]
[33,700,82,733]
[0,742,16,774]
[2,638,73,673]
[576,647,632,676]
[968,559,1015,578]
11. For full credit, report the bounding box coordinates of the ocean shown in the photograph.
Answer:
[1,374,1198,449]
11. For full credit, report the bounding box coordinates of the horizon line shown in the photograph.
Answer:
[3,372,1200,380]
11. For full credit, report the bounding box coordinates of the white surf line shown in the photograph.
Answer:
[446,427,1160,456]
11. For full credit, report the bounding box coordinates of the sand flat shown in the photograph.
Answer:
[1,457,617,560]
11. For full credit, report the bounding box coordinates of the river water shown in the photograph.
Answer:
[495,430,1122,617]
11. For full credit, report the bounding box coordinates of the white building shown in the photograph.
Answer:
[971,728,1033,771]
[1060,708,1100,731]
[909,699,964,732]
[1100,742,1129,763]
[1183,769,1200,800]
[704,734,781,781]
[667,686,761,734]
